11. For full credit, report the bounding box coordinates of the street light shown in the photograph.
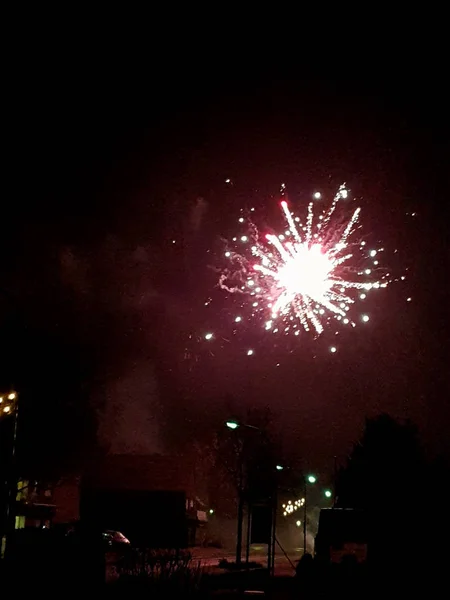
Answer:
[303,474,316,555]
[0,390,19,559]
[224,418,279,570]
[324,489,332,498]
[0,391,18,421]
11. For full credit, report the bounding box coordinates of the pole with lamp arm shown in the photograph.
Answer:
[303,474,316,555]
[0,391,19,559]
[225,420,246,567]
[225,419,279,570]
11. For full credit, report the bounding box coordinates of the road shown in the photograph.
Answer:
[191,546,302,576]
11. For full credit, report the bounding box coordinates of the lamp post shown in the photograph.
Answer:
[0,391,19,559]
[225,420,246,566]
[225,419,280,570]
[303,474,316,555]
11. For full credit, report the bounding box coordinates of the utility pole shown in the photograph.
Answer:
[303,479,307,555]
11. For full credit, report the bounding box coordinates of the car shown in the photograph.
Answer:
[102,530,131,547]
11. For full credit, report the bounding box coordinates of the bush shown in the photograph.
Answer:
[111,548,204,597]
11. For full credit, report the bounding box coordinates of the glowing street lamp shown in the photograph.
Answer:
[307,474,317,484]
[0,391,18,420]
[225,420,239,430]
[324,489,332,498]
[276,465,284,471]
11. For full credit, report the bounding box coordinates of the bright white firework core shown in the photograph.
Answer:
[273,244,332,309]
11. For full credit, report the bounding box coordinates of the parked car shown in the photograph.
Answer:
[102,530,130,548]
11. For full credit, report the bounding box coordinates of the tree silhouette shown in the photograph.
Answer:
[336,414,425,567]
[336,414,424,510]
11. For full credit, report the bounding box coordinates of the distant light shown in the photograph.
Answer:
[204,333,213,340]
[0,397,3,403]
[365,269,371,275]
[307,475,317,484]
[241,236,248,242]
[369,250,377,257]
[172,240,176,244]
[360,293,366,300]
[226,421,239,430]
[209,508,214,514]
[238,217,244,223]
[247,280,254,287]
[3,406,11,413]
[247,349,254,356]
[225,251,231,257]
[341,188,348,199]
[324,490,332,498]
[296,520,301,527]
[407,297,412,302]
[276,465,284,471]
[225,178,231,184]
[330,346,337,353]
[313,192,321,200]
[235,316,242,323]
[8,393,16,401]
[362,314,370,323]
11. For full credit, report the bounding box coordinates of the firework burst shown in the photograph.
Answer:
[218,185,390,337]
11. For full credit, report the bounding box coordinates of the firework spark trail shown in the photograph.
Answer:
[219,186,389,337]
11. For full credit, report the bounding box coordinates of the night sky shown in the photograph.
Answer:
[3,67,449,476]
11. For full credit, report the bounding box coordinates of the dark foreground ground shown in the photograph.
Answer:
[0,531,444,598]
[1,555,443,599]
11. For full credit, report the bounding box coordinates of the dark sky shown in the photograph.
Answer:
[3,65,449,474]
